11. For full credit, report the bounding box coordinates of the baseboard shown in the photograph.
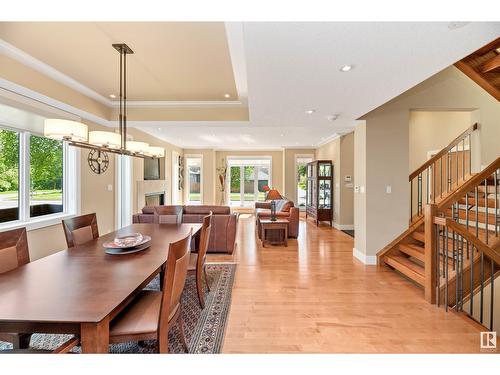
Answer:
[352,248,377,265]
[333,223,354,230]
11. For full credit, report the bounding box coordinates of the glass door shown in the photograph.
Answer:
[296,156,313,209]
[228,158,272,207]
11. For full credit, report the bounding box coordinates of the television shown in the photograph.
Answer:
[144,158,161,180]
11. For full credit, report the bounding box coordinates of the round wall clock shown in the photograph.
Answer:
[87,149,109,174]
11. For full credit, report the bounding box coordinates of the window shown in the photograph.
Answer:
[227,157,271,207]
[186,156,202,204]
[296,155,313,209]
[0,125,78,229]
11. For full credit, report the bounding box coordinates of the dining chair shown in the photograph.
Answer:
[0,336,80,354]
[62,213,99,248]
[0,227,32,349]
[188,212,212,308]
[108,229,192,353]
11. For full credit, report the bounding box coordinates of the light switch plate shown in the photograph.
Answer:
[107,184,113,192]
[354,186,360,193]
[360,186,365,193]
[386,185,392,194]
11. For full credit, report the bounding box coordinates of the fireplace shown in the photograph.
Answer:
[145,192,165,207]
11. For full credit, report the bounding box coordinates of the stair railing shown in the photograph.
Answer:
[410,123,478,223]
[425,157,500,331]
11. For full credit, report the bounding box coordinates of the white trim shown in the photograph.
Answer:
[111,100,245,108]
[294,154,314,210]
[334,223,355,230]
[185,154,204,205]
[224,22,248,105]
[115,154,132,229]
[171,150,181,205]
[352,248,377,265]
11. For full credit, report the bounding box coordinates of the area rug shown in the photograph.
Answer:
[0,263,236,354]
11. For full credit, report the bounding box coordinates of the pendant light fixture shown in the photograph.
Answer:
[44,43,164,159]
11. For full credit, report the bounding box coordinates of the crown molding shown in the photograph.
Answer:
[109,100,245,108]
[0,39,112,107]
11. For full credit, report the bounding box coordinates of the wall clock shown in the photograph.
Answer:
[88,149,109,174]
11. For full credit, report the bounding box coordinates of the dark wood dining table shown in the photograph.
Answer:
[0,223,202,353]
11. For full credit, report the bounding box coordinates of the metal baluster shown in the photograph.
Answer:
[480,251,484,324]
[445,226,449,311]
[460,234,464,311]
[436,223,441,307]
[490,258,495,331]
[475,186,479,238]
[426,168,429,205]
[455,145,459,188]
[433,162,436,203]
[418,173,422,216]
[495,170,498,237]
[440,157,443,199]
[470,244,474,316]
[466,193,469,260]
[455,230,459,311]
[447,152,451,193]
[410,180,413,222]
[485,178,489,245]
[468,134,472,176]
[462,139,465,181]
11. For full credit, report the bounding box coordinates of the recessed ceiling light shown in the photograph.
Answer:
[210,134,216,137]
[340,65,353,72]
[327,114,340,122]
[109,94,116,99]
[448,22,469,30]
[224,94,230,98]
[305,109,316,115]
[280,134,284,137]
[157,127,161,131]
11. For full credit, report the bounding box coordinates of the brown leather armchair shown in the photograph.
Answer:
[255,199,299,238]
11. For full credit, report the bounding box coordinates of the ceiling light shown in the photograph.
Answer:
[126,141,149,154]
[280,134,284,137]
[340,65,353,72]
[109,94,116,99]
[145,146,165,158]
[224,94,230,98]
[327,114,340,122]
[44,119,88,142]
[157,127,161,130]
[305,109,316,114]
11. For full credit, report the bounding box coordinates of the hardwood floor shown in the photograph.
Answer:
[207,214,489,353]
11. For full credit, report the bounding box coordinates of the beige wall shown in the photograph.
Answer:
[356,66,500,261]
[354,122,367,257]
[315,133,354,228]
[283,149,315,201]
[409,110,472,171]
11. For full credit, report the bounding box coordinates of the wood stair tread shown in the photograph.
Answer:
[445,207,497,224]
[384,254,425,286]
[459,196,497,208]
[398,243,425,262]
[412,230,425,243]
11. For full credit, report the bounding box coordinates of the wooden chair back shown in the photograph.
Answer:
[0,228,30,274]
[62,213,99,248]
[158,229,192,344]
[197,212,212,271]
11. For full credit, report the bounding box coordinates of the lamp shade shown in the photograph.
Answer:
[88,131,121,149]
[126,141,149,154]
[145,146,165,158]
[266,189,282,200]
[44,119,88,142]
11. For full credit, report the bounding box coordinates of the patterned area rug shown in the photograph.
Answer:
[0,263,236,354]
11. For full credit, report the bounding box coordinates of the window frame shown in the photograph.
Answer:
[0,124,80,231]
[185,154,203,205]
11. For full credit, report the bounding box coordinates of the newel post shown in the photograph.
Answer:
[424,204,437,304]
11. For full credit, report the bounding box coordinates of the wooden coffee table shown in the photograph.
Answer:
[259,218,289,247]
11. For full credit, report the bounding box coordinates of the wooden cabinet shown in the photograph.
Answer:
[305,160,333,226]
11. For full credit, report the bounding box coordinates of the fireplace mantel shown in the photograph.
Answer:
[136,180,167,211]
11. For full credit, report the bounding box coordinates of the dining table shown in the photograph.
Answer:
[0,223,202,353]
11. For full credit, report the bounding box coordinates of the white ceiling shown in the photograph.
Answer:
[135,22,500,149]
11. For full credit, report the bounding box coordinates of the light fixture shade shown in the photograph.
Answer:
[88,131,121,149]
[44,119,88,142]
[266,189,282,200]
[126,141,149,154]
[146,146,165,158]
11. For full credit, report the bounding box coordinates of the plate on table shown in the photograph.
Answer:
[103,234,151,249]
[104,240,152,255]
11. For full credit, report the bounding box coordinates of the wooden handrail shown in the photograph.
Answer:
[441,218,500,266]
[437,156,500,211]
[409,123,478,181]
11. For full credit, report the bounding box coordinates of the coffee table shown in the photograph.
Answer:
[259,218,289,247]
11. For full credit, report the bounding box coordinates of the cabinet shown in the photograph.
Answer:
[305,160,333,226]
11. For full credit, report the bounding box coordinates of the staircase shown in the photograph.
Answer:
[377,123,500,330]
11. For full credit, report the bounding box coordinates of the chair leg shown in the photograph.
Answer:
[178,310,189,353]
[203,265,211,292]
[11,333,32,349]
[196,269,205,309]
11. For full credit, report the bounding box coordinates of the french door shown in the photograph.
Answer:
[228,158,271,207]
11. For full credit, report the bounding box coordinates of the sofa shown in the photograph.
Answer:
[255,199,299,238]
[132,205,238,254]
